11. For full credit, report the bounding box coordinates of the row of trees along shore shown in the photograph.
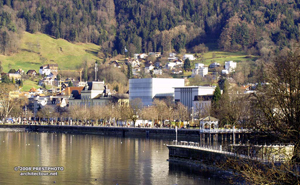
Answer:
[35,98,191,128]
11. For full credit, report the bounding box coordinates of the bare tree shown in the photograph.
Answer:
[227,51,300,184]
[174,103,189,127]
[153,99,168,127]
[69,105,84,125]
[37,106,55,124]
[124,98,143,127]
[0,84,27,122]
[140,105,158,127]
[253,51,300,162]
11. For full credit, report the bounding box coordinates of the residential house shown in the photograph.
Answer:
[68,81,112,107]
[29,87,38,96]
[209,62,221,68]
[166,62,177,70]
[225,61,237,73]
[168,53,178,61]
[195,63,205,69]
[7,73,21,80]
[153,69,163,75]
[192,63,208,77]
[36,88,45,95]
[39,77,55,86]
[144,64,155,73]
[28,95,69,118]
[17,69,24,75]
[127,59,140,68]
[172,69,183,74]
[175,60,184,66]
[222,69,229,75]
[27,70,37,76]
[166,60,184,70]
[109,61,121,68]
[154,61,161,68]
[183,54,196,61]
[148,52,161,58]
[39,64,58,77]
[134,53,148,59]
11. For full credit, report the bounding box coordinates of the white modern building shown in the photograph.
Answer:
[192,63,208,77]
[174,86,216,109]
[225,61,237,72]
[129,78,185,106]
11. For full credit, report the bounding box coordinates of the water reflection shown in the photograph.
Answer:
[0,131,227,185]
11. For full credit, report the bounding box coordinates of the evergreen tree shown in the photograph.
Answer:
[213,85,221,103]
[8,69,16,73]
[183,58,191,71]
[68,81,73,87]
[56,74,61,80]
[1,74,10,83]
[19,79,23,87]
[127,64,133,79]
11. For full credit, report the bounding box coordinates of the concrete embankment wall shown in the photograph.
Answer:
[0,125,201,139]
[168,145,229,164]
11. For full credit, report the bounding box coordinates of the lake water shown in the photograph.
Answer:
[0,131,229,185]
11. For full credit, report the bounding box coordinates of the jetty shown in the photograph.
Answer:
[167,140,293,167]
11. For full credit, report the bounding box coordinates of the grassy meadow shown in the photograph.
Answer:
[0,32,101,73]
[21,80,41,92]
[194,51,258,66]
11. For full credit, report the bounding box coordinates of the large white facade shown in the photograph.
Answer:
[129,78,185,106]
[174,86,216,109]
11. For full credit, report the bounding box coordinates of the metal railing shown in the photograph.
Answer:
[170,140,292,163]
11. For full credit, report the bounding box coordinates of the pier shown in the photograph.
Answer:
[167,141,292,167]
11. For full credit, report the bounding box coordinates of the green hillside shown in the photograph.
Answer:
[0,32,101,73]
[198,51,257,66]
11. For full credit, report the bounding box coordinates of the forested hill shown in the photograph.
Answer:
[0,0,299,57]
